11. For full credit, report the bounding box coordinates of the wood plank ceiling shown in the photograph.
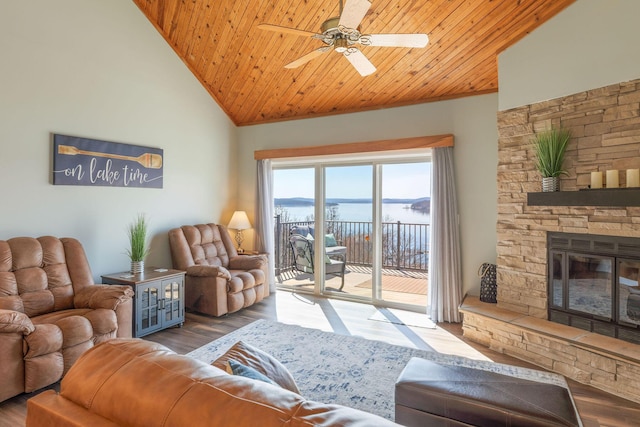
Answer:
[133,0,574,126]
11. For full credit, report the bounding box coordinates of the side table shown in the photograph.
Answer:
[101,267,185,338]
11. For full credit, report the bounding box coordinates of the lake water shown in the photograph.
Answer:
[278,203,430,224]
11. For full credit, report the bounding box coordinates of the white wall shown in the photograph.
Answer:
[237,94,499,296]
[499,0,640,111]
[0,1,236,279]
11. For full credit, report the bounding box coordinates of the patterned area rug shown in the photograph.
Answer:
[187,319,572,421]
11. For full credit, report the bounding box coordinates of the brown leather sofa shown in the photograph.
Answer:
[26,339,400,427]
[0,236,134,403]
[168,223,268,316]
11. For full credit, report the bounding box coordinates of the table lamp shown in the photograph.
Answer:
[228,210,251,253]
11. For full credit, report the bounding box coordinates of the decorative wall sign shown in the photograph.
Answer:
[52,134,163,188]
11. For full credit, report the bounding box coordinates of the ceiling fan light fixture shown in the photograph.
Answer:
[335,37,348,53]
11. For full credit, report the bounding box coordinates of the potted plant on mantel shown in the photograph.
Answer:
[126,213,151,274]
[532,126,572,192]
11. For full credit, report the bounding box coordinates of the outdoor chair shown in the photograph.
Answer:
[289,234,345,290]
[290,225,347,262]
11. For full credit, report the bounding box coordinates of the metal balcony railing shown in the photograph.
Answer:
[274,215,429,276]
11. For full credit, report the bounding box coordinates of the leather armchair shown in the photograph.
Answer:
[168,223,268,317]
[0,236,134,403]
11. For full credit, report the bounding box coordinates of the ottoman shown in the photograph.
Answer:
[395,357,581,427]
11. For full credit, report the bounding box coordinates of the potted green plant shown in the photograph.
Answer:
[126,213,151,274]
[532,126,572,192]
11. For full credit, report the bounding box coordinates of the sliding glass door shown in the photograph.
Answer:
[323,165,374,299]
[379,163,430,307]
[273,155,430,311]
[273,167,317,292]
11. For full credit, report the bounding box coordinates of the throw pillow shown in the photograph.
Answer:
[226,359,279,387]
[212,340,300,394]
[324,233,338,247]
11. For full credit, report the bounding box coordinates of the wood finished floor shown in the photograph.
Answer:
[2,290,640,427]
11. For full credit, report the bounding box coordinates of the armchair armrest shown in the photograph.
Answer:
[0,309,35,335]
[74,285,134,311]
[186,265,231,280]
[228,255,267,271]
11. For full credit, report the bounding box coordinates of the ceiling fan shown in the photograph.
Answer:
[258,0,429,77]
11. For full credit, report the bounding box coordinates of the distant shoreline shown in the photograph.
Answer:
[275,197,430,208]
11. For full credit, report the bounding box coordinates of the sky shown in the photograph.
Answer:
[274,162,431,199]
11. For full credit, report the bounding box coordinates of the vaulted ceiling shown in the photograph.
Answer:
[133,0,574,126]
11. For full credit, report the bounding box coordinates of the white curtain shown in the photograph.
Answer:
[255,159,277,293]
[428,146,462,322]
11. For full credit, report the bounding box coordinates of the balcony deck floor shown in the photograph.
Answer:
[277,264,427,306]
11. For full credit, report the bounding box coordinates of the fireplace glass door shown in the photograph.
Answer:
[619,259,640,327]
[548,232,640,344]
[567,253,613,320]
[550,251,564,309]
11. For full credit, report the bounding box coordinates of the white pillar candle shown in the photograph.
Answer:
[590,171,603,189]
[627,169,640,188]
[606,170,619,188]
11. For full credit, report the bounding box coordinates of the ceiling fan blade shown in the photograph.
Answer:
[344,49,376,77]
[285,47,331,69]
[257,23,318,38]
[339,0,371,30]
[366,33,429,48]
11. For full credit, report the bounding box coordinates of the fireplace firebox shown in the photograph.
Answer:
[548,232,640,345]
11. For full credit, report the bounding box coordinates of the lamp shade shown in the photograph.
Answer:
[228,211,251,230]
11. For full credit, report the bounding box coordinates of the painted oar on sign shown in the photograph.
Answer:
[57,145,163,169]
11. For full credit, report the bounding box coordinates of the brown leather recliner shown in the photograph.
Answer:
[168,223,269,317]
[0,236,134,403]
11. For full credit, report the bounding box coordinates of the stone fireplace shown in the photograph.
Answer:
[496,78,640,319]
[461,77,640,404]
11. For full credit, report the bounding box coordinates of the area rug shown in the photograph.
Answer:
[187,319,572,421]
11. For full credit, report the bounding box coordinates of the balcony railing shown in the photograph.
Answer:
[274,215,429,275]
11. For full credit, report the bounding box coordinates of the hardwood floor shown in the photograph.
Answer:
[2,290,640,426]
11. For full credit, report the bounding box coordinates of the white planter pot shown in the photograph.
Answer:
[131,260,145,274]
[542,176,559,192]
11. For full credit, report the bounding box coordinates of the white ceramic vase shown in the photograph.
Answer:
[542,176,559,192]
[131,260,145,274]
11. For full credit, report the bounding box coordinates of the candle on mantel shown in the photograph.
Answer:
[627,169,640,188]
[590,171,603,189]
[606,170,619,188]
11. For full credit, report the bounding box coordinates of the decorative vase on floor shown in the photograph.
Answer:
[131,261,144,274]
[542,176,559,192]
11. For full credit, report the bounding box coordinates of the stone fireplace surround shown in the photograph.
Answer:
[461,78,640,404]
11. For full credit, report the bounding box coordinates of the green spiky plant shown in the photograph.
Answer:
[126,213,151,262]
[532,126,572,178]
